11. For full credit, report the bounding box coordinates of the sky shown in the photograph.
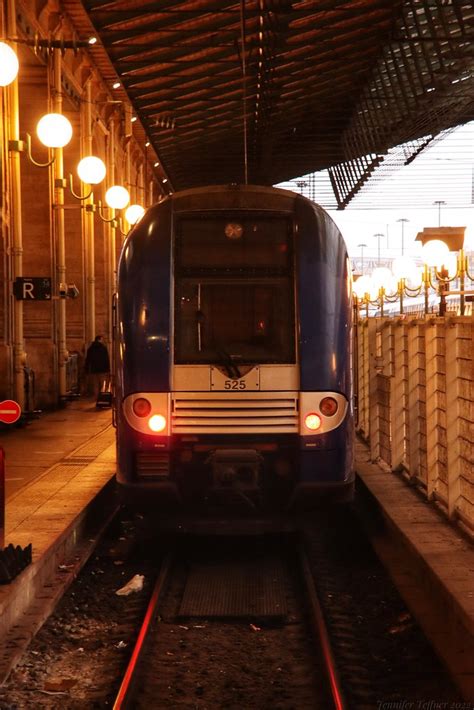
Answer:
[276,121,474,268]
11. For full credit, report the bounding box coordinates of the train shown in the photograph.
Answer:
[114,184,354,524]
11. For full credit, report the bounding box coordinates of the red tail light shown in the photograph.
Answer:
[304,413,322,431]
[320,397,338,417]
[133,398,152,417]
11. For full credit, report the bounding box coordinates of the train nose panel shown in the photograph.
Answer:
[206,449,263,489]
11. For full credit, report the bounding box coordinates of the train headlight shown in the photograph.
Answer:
[320,397,338,417]
[304,413,321,431]
[148,414,167,432]
[133,398,152,417]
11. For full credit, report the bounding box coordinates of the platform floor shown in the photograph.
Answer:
[0,398,112,499]
[1,398,115,553]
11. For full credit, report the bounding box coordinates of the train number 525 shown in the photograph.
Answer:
[224,379,246,390]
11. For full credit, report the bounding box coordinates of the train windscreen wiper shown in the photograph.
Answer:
[217,349,241,379]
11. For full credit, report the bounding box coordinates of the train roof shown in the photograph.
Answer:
[163,183,299,202]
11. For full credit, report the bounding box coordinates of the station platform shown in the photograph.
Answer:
[1,398,113,500]
[0,399,117,681]
[0,406,472,698]
[355,438,474,700]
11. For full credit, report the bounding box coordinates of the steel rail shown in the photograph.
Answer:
[298,546,347,710]
[112,553,174,710]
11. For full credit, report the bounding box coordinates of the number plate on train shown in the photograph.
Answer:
[210,366,260,391]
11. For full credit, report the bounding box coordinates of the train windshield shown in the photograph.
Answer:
[174,214,295,365]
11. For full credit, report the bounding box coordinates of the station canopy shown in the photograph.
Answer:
[69,0,474,200]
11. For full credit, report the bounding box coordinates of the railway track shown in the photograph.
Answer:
[112,536,346,709]
[0,505,464,707]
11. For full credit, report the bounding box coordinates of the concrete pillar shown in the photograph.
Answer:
[406,318,426,483]
[425,318,447,502]
[391,319,409,472]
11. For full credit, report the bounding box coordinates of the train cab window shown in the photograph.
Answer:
[174,213,295,365]
[175,279,295,364]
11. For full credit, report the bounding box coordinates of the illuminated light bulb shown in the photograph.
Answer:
[88,36,97,45]
[392,256,417,282]
[0,42,19,86]
[422,239,450,268]
[352,275,372,298]
[371,267,393,289]
[444,251,458,277]
[305,413,321,431]
[125,204,145,225]
[365,276,380,301]
[464,223,474,251]
[36,113,73,148]
[149,414,166,433]
[77,156,106,185]
[113,81,120,89]
[105,185,130,209]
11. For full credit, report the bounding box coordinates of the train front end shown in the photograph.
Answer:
[115,185,354,520]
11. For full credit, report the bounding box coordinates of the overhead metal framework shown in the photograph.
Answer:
[68,0,473,198]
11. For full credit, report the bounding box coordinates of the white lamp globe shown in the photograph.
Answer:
[392,256,416,280]
[125,204,145,225]
[464,223,474,251]
[36,113,73,148]
[422,239,449,268]
[105,185,130,209]
[0,42,19,86]
[353,275,372,299]
[371,266,394,292]
[444,251,458,277]
[77,156,106,185]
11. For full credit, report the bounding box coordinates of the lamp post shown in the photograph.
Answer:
[5,2,25,408]
[433,200,446,227]
[52,50,70,403]
[374,233,384,265]
[416,227,469,316]
[357,243,367,274]
[396,218,409,255]
[83,80,97,346]
[296,180,308,195]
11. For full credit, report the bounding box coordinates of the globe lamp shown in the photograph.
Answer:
[353,275,373,299]
[371,267,394,292]
[105,185,130,209]
[36,113,73,148]
[0,42,19,86]
[422,239,449,268]
[77,156,106,185]
[125,204,145,225]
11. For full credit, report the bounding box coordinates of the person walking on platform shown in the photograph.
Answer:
[84,335,110,400]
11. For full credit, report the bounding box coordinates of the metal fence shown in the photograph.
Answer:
[355,314,474,535]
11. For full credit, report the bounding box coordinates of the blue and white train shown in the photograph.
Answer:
[114,184,354,521]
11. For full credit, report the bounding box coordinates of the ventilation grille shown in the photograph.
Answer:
[136,452,170,479]
[172,393,298,434]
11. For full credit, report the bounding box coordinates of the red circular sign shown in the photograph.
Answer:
[0,400,22,424]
